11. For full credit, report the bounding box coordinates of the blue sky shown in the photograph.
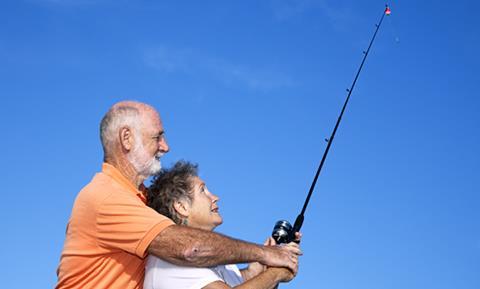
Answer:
[1,1,479,288]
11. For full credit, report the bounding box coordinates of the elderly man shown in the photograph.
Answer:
[56,101,300,289]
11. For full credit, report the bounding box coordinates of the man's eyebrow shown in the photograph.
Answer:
[152,130,164,137]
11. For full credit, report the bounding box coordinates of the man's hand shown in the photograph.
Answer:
[260,241,301,273]
[294,232,302,243]
[240,233,303,288]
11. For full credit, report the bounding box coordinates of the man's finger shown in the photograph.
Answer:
[280,244,303,256]
[295,232,302,242]
[286,242,300,249]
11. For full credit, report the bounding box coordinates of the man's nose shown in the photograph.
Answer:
[158,136,169,153]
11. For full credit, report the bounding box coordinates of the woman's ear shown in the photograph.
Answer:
[173,199,190,218]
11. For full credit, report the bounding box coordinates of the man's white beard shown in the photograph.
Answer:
[128,137,162,177]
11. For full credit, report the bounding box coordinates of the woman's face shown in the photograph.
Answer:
[185,176,222,231]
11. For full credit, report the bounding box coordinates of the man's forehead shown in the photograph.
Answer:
[142,110,163,130]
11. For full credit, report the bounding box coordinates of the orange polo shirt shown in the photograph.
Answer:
[56,163,175,289]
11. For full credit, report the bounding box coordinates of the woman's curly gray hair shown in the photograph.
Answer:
[147,161,198,225]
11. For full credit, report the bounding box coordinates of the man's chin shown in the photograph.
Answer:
[145,159,162,176]
[133,161,161,178]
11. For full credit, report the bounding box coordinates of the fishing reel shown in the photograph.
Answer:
[271,220,294,244]
[272,213,304,244]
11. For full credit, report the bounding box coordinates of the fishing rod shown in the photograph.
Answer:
[272,5,391,244]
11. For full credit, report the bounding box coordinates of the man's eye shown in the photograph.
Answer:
[152,134,163,141]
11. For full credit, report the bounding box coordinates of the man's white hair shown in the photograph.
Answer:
[100,102,142,158]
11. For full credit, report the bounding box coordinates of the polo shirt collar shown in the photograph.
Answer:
[102,163,148,203]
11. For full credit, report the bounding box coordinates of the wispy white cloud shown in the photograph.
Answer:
[29,0,122,6]
[270,0,354,28]
[270,0,313,21]
[143,46,294,91]
[143,47,194,74]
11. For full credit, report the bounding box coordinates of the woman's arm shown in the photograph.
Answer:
[240,261,265,281]
[203,267,295,289]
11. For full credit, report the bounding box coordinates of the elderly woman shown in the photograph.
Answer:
[144,161,300,289]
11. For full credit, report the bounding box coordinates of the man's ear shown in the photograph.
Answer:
[119,126,134,151]
[173,199,190,218]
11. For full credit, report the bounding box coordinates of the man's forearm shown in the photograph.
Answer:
[148,225,264,267]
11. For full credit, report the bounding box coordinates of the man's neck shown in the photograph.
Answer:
[105,157,145,188]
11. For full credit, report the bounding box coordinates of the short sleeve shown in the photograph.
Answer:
[144,256,224,289]
[96,191,175,257]
[212,265,244,287]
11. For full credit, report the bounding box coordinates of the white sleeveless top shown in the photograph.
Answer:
[144,255,244,289]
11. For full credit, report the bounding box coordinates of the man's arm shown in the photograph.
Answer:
[147,225,300,271]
